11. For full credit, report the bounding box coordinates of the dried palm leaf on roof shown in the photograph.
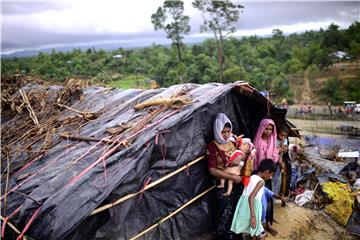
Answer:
[134,97,192,111]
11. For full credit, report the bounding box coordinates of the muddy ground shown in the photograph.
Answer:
[266,202,357,240]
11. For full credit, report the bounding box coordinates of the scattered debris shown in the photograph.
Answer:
[295,190,314,206]
[288,135,360,236]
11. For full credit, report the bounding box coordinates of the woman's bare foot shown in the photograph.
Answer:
[265,224,278,236]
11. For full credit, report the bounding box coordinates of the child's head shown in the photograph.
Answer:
[278,127,289,141]
[240,138,254,153]
[258,159,276,180]
[239,142,251,153]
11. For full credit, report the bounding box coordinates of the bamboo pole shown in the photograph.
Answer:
[90,155,205,216]
[55,103,98,120]
[129,185,216,240]
[55,103,96,115]
[59,133,121,145]
[19,89,39,126]
[0,215,27,240]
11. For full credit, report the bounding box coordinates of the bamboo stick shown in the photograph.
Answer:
[19,89,39,126]
[59,133,121,145]
[90,155,205,216]
[55,103,95,115]
[55,103,98,120]
[0,215,28,240]
[129,185,216,240]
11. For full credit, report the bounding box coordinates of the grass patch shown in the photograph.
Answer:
[105,74,150,89]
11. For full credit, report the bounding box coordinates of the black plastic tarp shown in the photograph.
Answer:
[1,82,293,240]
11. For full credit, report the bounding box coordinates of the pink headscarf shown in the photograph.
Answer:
[253,118,279,170]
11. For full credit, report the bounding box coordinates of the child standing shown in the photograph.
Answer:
[230,159,277,240]
[274,127,289,195]
[277,127,289,167]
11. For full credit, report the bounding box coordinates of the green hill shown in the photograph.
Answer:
[2,22,360,104]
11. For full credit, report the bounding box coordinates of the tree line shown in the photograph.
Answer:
[2,0,360,103]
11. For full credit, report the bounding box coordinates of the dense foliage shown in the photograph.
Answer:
[2,22,360,103]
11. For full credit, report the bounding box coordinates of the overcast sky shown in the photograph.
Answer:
[1,0,359,54]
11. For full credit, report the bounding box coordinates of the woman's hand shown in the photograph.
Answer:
[279,145,288,153]
[278,160,285,169]
[250,216,256,228]
[231,175,242,183]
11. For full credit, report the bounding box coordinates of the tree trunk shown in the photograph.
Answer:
[175,42,183,83]
[175,42,182,63]
[213,32,220,83]
[219,30,224,83]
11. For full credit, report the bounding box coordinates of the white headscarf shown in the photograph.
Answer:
[213,113,233,144]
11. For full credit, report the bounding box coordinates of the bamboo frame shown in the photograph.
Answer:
[0,215,28,240]
[129,185,216,240]
[90,155,205,216]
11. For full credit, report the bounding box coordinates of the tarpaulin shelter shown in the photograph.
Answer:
[1,79,297,240]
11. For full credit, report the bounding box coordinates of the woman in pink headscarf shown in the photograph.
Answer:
[253,118,282,236]
[253,119,280,170]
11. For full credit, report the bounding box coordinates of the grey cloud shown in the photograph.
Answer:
[188,2,359,33]
[2,1,72,15]
[2,22,165,50]
[239,2,359,29]
[2,1,359,53]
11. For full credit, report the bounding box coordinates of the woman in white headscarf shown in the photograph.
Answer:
[206,113,243,239]
[209,113,238,168]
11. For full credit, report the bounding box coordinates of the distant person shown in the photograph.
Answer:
[300,107,304,114]
[280,98,288,110]
[294,108,299,115]
[328,102,333,116]
[346,104,352,114]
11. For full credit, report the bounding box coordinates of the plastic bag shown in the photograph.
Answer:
[322,182,355,225]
